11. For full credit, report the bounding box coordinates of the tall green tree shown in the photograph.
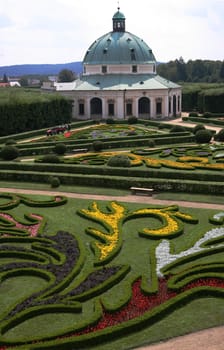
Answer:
[220,61,224,80]
[58,69,76,82]
[2,73,8,83]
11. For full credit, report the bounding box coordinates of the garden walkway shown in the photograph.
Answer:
[0,187,223,350]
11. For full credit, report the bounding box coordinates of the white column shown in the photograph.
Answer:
[86,97,91,118]
[117,96,124,119]
[164,95,169,117]
[150,97,155,118]
[102,98,107,118]
[134,97,138,117]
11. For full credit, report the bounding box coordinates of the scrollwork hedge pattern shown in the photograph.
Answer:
[0,194,223,349]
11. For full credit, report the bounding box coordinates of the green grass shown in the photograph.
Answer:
[156,192,224,204]
[0,180,130,196]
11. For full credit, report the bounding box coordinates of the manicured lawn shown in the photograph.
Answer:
[0,192,223,349]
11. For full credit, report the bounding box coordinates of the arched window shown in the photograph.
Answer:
[90,98,102,116]
[138,97,150,116]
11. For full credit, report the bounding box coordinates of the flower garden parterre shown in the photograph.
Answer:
[0,193,223,349]
[65,144,224,171]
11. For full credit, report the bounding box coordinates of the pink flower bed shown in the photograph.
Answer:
[0,213,43,237]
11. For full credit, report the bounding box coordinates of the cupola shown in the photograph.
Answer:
[112,7,125,32]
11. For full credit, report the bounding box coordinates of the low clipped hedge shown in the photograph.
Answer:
[0,169,223,194]
[183,116,224,127]
[1,162,224,183]
[10,133,194,157]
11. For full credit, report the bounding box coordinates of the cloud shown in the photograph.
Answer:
[0,0,223,66]
[0,13,13,28]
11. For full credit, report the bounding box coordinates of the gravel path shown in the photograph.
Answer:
[0,187,223,210]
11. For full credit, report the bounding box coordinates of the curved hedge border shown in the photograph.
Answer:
[0,193,67,210]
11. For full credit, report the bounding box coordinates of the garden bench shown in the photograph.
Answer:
[71,148,88,153]
[130,186,154,196]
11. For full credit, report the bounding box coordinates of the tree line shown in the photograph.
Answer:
[157,58,224,83]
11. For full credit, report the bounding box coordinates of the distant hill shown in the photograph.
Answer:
[0,61,83,77]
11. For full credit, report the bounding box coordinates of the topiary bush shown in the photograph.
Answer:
[0,145,19,160]
[193,123,205,134]
[54,143,67,155]
[106,118,115,124]
[203,112,212,118]
[107,154,131,167]
[127,130,137,136]
[49,176,61,188]
[128,116,138,124]
[41,154,61,163]
[195,129,213,143]
[5,139,16,145]
[148,139,155,147]
[92,140,104,152]
[170,125,186,133]
[189,112,199,117]
[215,128,224,142]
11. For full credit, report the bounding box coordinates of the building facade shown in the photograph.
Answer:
[55,8,181,120]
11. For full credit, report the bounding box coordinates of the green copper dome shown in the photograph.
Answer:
[83,8,156,66]
[83,31,156,65]
[113,9,125,20]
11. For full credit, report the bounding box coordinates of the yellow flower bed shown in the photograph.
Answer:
[79,203,198,262]
[178,156,209,164]
[80,201,126,262]
[130,208,180,237]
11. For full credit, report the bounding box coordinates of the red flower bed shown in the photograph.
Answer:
[66,276,224,339]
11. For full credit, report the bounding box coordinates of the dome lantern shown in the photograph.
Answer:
[113,7,125,32]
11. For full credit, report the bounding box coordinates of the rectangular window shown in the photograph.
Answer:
[126,103,132,116]
[131,52,136,61]
[108,103,114,116]
[79,103,84,115]
[169,97,171,114]
[102,65,107,73]
[156,102,162,115]
[132,65,137,73]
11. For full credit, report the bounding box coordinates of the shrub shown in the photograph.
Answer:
[170,125,186,133]
[106,118,115,124]
[92,140,104,152]
[128,116,138,124]
[54,143,67,155]
[76,134,89,139]
[158,123,167,129]
[41,154,60,163]
[107,154,131,167]
[195,129,213,143]
[189,112,199,117]
[0,145,19,160]
[215,129,224,142]
[5,139,16,145]
[127,130,137,136]
[193,123,205,134]
[148,140,155,147]
[203,112,212,118]
[49,176,61,188]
